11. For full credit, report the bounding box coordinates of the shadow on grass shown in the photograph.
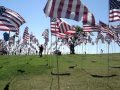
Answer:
[110,66,120,69]
[17,69,25,73]
[4,82,10,90]
[0,66,3,69]
[51,72,71,76]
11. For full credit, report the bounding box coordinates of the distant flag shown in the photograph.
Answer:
[105,34,112,44]
[111,25,120,33]
[9,35,15,45]
[83,24,98,32]
[42,29,49,39]
[0,6,25,32]
[44,0,88,21]
[30,33,34,42]
[109,0,120,22]
[23,27,29,43]
[99,21,114,37]
[42,29,49,46]
[96,32,104,43]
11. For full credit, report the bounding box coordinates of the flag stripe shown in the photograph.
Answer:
[44,0,88,21]
[109,0,120,22]
[0,6,25,30]
[83,25,98,32]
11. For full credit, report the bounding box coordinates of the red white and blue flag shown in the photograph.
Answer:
[0,6,25,32]
[23,27,29,43]
[50,18,62,33]
[109,0,120,22]
[44,0,88,21]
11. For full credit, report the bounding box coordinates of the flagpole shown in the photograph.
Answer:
[107,0,110,85]
[55,20,60,90]
[8,31,11,55]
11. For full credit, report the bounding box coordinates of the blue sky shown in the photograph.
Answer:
[0,0,120,54]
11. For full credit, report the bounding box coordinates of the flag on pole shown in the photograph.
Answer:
[42,29,49,46]
[82,12,96,32]
[50,18,62,33]
[51,18,76,34]
[42,29,49,39]
[44,0,88,21]
[109,0,120,22]
[0,21,18,32]
[83,24,98,32]
[99,21,114,37]
[23,27,29,43]
[96,32,104,43]
[82,12,95,26]
[0,6,25,28]
[59,21,76,34]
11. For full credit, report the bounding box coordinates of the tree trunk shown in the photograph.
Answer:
[70,43,75,54]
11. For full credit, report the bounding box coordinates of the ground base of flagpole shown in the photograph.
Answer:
[51,72,71,76]
[110,66,120,69]
[81,68,118,78]
[90,74,117,78]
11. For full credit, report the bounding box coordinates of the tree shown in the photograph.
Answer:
[69,26,83,54]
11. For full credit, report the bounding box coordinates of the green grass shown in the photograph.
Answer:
[0,54,120,90]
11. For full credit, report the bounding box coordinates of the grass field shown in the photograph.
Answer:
[0,54,120,90]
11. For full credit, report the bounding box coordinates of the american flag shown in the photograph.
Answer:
[96,32,104,43]
[42,29,49,46]
[50,18,62,33]
[83,24,98,32]
[109,0,120,22]
[42,29,49,39]
[30,33,34,42]
[105,34,112,44]
[0,6,25,31]
[59,21,76,34]
[111,25,120,33]
[0,21,18,32]
[82,12,95,26]
[51,18,76,34]
[23,27,29,43]
[44,0,88,21]
[99,21,114,37]
[82,11,97,32]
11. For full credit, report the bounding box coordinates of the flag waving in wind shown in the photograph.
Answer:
[0,6,25,28]
[0,6,25,32]
[44,0,88,21]
[109,0,120,22]
[23,27,29,43]
[42,29,49,46]
[42,29,49,39]
[50,18,62,33]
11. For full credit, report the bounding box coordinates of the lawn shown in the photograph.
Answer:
[0,54,120,90]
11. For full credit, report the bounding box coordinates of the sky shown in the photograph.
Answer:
[0,0,120,54]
